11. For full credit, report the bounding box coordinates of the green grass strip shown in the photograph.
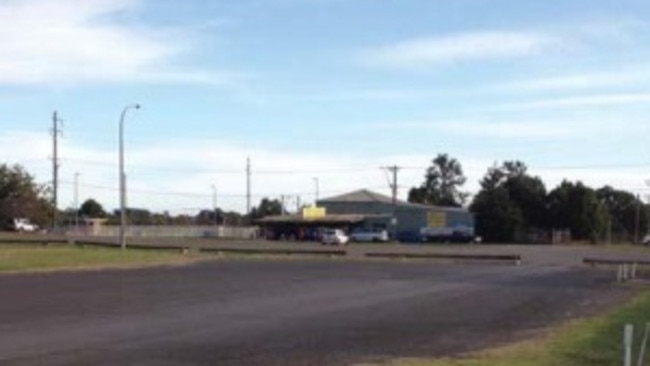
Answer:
[0,244,194,273]
[361,290,650,366]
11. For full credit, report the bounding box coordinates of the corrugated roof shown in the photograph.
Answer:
[318,189,469,212]
[319,189,394,204]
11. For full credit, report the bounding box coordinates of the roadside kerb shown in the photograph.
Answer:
[200,247,346,257]
[364,252,522,265]
[74,241,190,254]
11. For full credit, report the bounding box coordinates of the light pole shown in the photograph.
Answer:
[313,177,319,205]
[119,104,140,250]
[211,184,218,226]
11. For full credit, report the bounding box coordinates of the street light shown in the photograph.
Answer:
[119,103,140,250]
[211,184,218,226]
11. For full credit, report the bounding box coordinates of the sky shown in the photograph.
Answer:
[1,0,650,214]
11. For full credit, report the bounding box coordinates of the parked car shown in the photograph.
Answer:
[5,218,38,232]
[349,229,389,243]
[321,229,349,246]
[420,225,477,243]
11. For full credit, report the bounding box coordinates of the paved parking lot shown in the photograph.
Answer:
[0,251,637,365]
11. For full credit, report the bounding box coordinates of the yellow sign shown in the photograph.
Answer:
[427,211,447,228]
[303,206,326,219]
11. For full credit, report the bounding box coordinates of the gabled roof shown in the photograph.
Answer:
[318,189,398,204]
[319,189,469,212]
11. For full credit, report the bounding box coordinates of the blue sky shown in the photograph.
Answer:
[1,0,650,214]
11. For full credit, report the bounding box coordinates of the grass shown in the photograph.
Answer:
[360,290,650,366]
[0,244,199,273]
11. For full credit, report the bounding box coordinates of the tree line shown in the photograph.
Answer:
[2,160,647,243]
[408,154,648,243]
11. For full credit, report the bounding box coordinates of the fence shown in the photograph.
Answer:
[66,225,259,240]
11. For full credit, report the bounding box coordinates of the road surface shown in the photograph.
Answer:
[0,259,633,365]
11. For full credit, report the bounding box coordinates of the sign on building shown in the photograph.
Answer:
[427,211,447,228]
[303,206,326,219]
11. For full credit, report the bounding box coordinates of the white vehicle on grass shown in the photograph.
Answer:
[7,218,39,233]
[643,234,650,246]
[321,229,349,246]
[349,229,389,243]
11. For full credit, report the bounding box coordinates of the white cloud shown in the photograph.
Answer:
[360,31,562,68]
[494,93,650,111]
[0,0,238,86]
[4,129,649,213]
[363,118,630,140]
[500,67,650,92]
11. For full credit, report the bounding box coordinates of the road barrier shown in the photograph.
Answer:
[200,247,346,257]
[364,252,522,265]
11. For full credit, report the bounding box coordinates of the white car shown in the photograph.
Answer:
[349,229,389,242]
[9,218,38,232]
[321,229,349,246]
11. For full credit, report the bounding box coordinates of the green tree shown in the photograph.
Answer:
[250,198,283,220]
[547,181,607,242]
[470,161,547,243]
[0,164,53,226]
[408,153,468,207]
[79,198,106,218]
[596,186,648,243]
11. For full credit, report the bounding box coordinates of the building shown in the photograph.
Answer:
[257,189,475,242]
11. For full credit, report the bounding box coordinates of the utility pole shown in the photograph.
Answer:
[635,193,641,244]
[51,111,63,232]
[74,172,80,231]
[382,165,401,239]
[211,185,218,226]
[313,177,319,205]
[246,157,251,217]
[296,195,301,213]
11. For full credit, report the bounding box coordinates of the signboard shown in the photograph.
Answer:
[303,206,326,219]
[427,211,447,228]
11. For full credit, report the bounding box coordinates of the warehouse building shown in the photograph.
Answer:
[257,189,475,242]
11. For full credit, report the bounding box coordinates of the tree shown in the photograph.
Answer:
[547,181,607,242]
[470,161,547,243]
[408,153,468,207]
[249,198,283,220]
[596,186,648,242]
[79,198,106,218]
[0,164,53,226]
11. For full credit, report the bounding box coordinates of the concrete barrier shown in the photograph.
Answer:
[200,247,346,257]
[365,252,522,264]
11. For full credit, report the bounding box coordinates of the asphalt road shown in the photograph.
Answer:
[0,258,634,366]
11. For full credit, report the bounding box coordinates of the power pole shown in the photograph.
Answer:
[246,157,251,217]
[51,111,63,232]
[382,165,400,206]
[382,165,401,239]
[74,172,80,231]
[313,177,319,205]
[211,185,218,226]
[635,193,641,244]
[296,195,301,213]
